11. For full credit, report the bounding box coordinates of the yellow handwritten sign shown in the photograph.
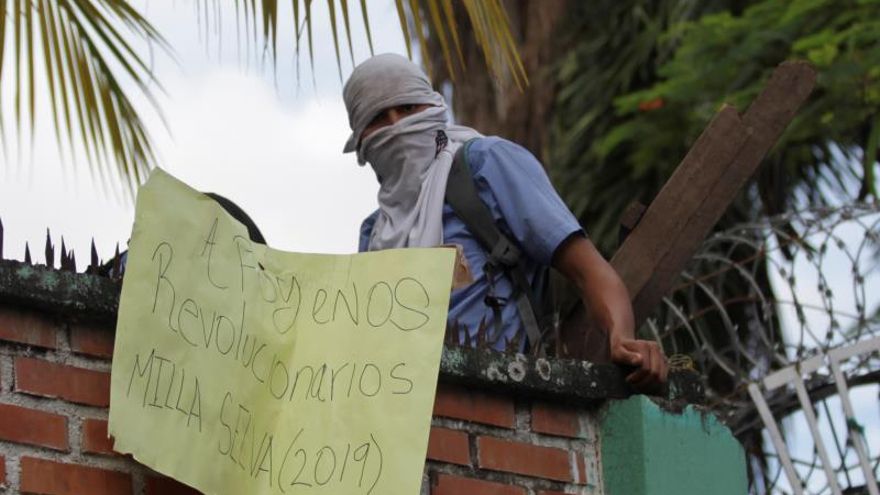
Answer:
[109,169,455,495]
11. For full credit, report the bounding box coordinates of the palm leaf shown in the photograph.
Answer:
[458,0,530,86]
[338,0,356,67]
[326,0,344,82]
[394,0,413,60]
[219,1,526,87]
[425,0,455,80]
[439,0,465,73]
[305,0,315,85]
[407,0,431,77]
[0,0,168,198]
[358,0,374,56]
[1,0,526,196]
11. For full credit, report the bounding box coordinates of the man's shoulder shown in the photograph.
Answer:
[466,136,542,177]
[467,136,527,160]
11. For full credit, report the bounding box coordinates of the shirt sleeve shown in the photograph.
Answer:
[469,137,584,266]
[358,210,379,252]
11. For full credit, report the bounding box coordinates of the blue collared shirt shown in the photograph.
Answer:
[359,137,583,350]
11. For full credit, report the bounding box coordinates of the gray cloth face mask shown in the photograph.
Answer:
[342,54,481,250]
[343,53,444,155]
[359,105,448,183]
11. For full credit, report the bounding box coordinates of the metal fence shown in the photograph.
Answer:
[650,202,880,494]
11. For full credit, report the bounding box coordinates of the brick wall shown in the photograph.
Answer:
[0,305,602,495]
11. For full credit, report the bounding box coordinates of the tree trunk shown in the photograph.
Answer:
[427,0,570,164]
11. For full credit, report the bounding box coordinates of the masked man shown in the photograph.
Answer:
[343,54,666,390]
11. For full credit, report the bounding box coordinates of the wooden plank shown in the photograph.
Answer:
[560,62,816,353]
[624,61,816,323]
[610,104,748,301]
[617,201,646,245]
[560,105,747,358]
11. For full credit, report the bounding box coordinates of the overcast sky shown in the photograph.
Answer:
[0,1,407,264]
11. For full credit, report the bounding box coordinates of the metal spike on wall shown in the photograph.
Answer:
[476,319,487,349]
[44,229,54,268]
[506,329,523,354]
[24,243,31,264]
[60,237,68,267]
[60,238,75,272]
[463,320,474,347]
[90,239,99,270]
[112,243,121,279]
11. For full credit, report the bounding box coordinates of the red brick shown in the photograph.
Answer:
[0,403,69,451]
[531,402,582,438]
[15,357,110,407]
[20,457,131,495]
[70,324,115,358]
[0,307,57,349]
[433,383,514,428]
[477,436,572,482]
[427,427,470,466]
[82,418,116,455]
[576,454,588,485]
[145,476,203,495]
[432,473,525,495]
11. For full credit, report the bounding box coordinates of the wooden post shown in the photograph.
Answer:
[560,61,817,357]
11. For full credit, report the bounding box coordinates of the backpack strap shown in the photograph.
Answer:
[445,138,545,355]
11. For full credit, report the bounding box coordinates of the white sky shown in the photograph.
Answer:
[0,1,409,263]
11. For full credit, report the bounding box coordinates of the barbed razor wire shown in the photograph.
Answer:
[648,202,880,494]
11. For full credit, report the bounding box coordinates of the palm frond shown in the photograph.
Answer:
[394,0,413,60]
[407,0,431,77]
[215,0,526,86]
[1,0,526,197]
[425,0,455,80]
[357,0,373,57]
[326,0,344,82]
[338,0,356,67]
[0,0,168,198]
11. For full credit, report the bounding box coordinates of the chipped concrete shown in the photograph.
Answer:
[535,358,552,381]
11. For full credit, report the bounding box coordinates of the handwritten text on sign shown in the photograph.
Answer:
[108,169,455,495]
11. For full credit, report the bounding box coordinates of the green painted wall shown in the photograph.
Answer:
[600,396,747,494]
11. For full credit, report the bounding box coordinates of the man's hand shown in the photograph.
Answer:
[610,334,668,392]
[553,234,669,393]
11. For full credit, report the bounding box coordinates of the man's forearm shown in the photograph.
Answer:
[581,261,635,343]
[553,234,635,341]
[553,234,667,389]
